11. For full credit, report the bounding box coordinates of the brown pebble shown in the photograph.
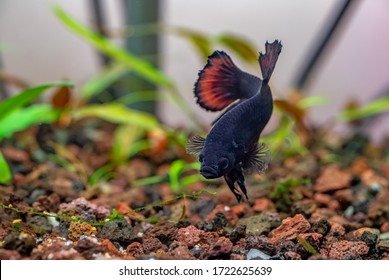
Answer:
[352,227,380,239]
[253,198,275,212]
[176,225,204,247]
[313,165,351,192]
[327,240,369,259]
[269,214,311,244]
[380,222,389,233]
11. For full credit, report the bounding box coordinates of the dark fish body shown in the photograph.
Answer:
[187,41,282,202]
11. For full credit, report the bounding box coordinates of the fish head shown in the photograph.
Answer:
[199,151,235,179]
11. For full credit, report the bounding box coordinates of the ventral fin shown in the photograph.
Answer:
[243,142,270,174]
[194,51,242,111]
[186,135,205,155]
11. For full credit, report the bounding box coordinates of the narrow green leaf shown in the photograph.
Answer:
[72,103,160,130]
[116,91,161,105]
[216,34,258,63]
[0,151,12,183]
[338,96,389,122]
[0,81,73,121]
[0,105,62,139]
[53,5,173,88]
[299,96,329,109]
[80,63,129,100]
[88,164,115,187]
[169,160,185,193]
[132,175,167,187]
[112,124,143,164]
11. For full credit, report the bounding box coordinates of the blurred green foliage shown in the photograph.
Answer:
[0,81,73,183]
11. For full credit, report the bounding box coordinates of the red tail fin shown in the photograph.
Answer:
[259,40,282,83]
[194,51,242,111]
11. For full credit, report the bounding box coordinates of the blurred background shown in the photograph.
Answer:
[0,0,388,141]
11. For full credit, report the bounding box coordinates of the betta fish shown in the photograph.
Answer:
[186,40,282,202]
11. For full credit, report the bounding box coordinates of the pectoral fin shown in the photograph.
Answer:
[186,135,205,155]
[243,142,270,174]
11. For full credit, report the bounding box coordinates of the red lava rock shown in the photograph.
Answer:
[284,251,302,260]
[0,248,22,260]
[126,241,144,257]
[231,204,247,217]
[380,222,389,233]
[1,146,30,162]
[206,204,239,226]
[361,169,387,188]
[31,236,83,260]
[59,197,110,221]
[327,200,340,210]
[382,253,389,260]
[313,165,351,192]
[327,223,346,237]
[142,237,167,254]
[68,221,97,241]
[115,202,131,215]
[168,241,195,260]
[33,193,61,213]
[200,231,220,245]
[202,237,233,259]
[313,193,331,205]
[230,253,246,260]
[0,227,10,240]
[269,214,311,244]
[115,202,144,220]
[143,223,177,244]
[253,198,276,212]
[101,239,121,256]
[334,189,354,203]
[327,240,369,259]
[176,225,204,247]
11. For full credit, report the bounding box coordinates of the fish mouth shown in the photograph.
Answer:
[200,166,219,179]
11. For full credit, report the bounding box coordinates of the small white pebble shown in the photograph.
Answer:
[224,206,231,212]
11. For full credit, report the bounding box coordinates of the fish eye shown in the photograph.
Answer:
[219,158,229,170]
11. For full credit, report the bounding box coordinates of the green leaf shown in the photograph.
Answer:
[0,105,62,139]
[216,34,258,63]
[0,81,73,121]
[132,174,167,187]
[72,103,160,130]
[0,151,12,184]
[80,63,129,100]
[53,5,173,88]
[338,96,389,122]
[169,160,186,193]
[88,164,115,187]
[298,95,329,109]
[112,124,143,164]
